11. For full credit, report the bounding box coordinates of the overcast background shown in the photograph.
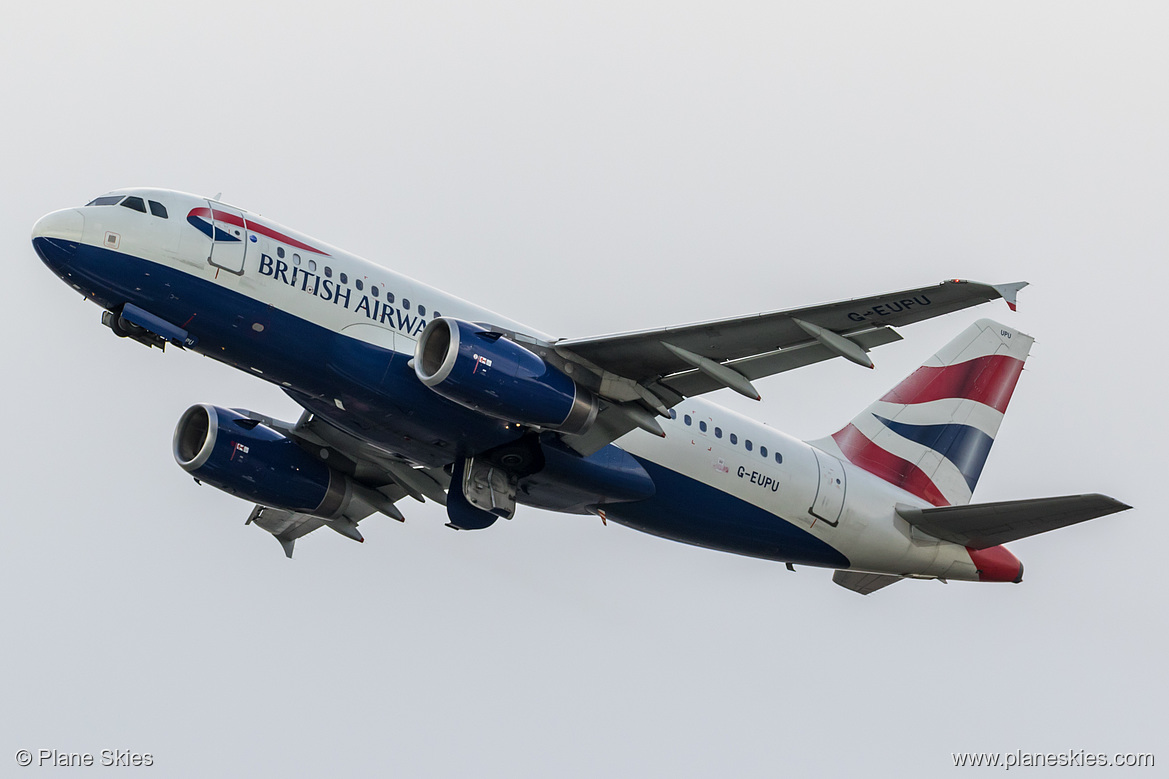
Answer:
[2,2,1165,776]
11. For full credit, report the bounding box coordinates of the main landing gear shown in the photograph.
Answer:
[445,434,545,531]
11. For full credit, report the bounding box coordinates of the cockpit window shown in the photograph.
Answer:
[148,200,168,218]
[86,195,124,206]
[120,196,147,213]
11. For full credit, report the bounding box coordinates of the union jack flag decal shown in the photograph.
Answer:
[812,319,1033,507]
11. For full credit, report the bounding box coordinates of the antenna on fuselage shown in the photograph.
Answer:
[212,192,222,201]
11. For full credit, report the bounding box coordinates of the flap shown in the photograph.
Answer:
[833,570,904,595]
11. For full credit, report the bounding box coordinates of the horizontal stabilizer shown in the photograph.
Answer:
[833,570,904,595]
[896,493,1131,549]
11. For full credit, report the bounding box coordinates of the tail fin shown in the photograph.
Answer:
[810,319,1033,507]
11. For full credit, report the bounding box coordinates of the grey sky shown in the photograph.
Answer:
[2,2,1165,776]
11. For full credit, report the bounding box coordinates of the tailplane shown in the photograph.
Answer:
[811,319,1033,507]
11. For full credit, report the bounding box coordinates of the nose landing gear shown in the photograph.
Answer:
[102,307,167,351]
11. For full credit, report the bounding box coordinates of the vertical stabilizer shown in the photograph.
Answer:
[810,319,1033,506]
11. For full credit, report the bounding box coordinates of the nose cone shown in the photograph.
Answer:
[967,545,1024,583]
[31,208,85,268]
[33,208,85,242]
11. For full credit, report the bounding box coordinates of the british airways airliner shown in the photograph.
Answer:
[31,188,1130,594]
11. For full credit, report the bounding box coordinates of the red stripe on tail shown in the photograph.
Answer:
[880,354,1024,413]
[831,424,950,506]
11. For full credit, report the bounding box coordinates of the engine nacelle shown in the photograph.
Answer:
[414,317,597,435]
[173,404,352,517]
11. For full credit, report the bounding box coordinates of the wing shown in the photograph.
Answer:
[234,407,451,557]
[549,279,1026,453]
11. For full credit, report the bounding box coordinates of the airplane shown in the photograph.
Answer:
[31,188,1130,594]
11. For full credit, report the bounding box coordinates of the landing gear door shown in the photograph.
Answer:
[809,448,846,526]
[205,200,248,274]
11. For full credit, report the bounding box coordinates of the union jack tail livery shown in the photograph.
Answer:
[814,319,1033,507]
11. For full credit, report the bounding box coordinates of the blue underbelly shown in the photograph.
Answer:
[605,458,850,568]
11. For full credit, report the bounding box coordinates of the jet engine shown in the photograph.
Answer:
[414,317,597,435]
[173,404,354,518]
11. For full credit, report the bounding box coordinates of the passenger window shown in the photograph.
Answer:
[386,292,395,303]
[340,272,348,284]
[307,259,317,272]
[148,200,168,218]
[418,304,426,316]
[356,279,363,290]
[684,414,692,426]
[324,266,332,278]
[86,195,124,206]
[433,311,441,318]
[120,196,147,213]
[775,452,783,464]
[760,446,768,458]
[669,409,677,419]
[371,286,379,298]
[403,299,411,310]
[745,440,753,451]
[293,253,301,265]
[730,434,738,445]
[714,427,722,438]
[277,247,285,259]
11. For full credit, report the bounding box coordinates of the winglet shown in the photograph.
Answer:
[991,281,1029,312]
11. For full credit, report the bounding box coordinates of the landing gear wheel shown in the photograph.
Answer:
[485,433,545,477]
[109,309,133,338]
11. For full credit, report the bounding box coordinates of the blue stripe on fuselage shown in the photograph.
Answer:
[187,215,241,242]
[605,457,850,569]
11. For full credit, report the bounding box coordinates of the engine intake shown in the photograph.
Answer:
[173,404,353,517]
[414,317,597,435]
